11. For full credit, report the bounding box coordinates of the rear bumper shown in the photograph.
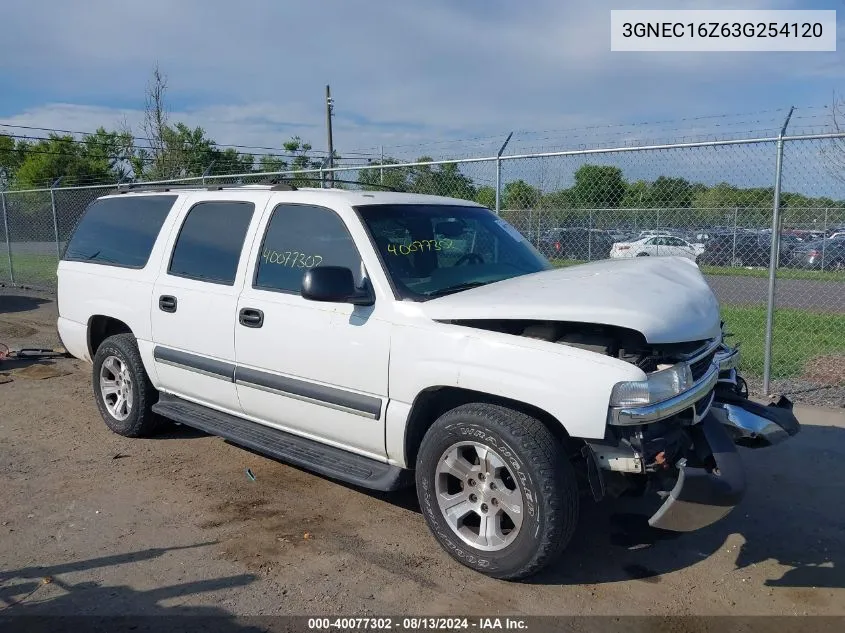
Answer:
[57,316,90,362]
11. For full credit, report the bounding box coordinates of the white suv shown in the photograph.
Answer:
[56,182,800,579]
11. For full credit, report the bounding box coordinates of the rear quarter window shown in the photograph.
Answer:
[63,195,178,268]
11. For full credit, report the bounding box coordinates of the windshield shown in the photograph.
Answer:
[356,204,552,300]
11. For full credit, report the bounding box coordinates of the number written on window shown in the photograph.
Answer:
[262,249,324,268]
[387,239,453,255]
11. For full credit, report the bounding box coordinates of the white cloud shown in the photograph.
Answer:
[1,0,842,163]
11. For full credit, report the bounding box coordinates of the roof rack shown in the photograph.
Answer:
[290,177,401,192]
[108,179,298,195]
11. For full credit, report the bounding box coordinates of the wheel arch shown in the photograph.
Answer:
[402,386,577,469]
[87,315,133,358]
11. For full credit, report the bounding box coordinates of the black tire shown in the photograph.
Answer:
[92,333,160,438]
[636,252,650,257]
[415,403,579,580]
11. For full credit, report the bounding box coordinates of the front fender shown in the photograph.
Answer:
[386,322,645,462]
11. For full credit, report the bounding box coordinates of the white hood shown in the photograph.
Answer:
[420,257,721,344]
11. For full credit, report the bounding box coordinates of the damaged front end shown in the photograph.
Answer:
[584,340,801,532]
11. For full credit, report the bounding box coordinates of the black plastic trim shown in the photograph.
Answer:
[153,346,235,382]
[235,366,382,420]
[152,394,410,491]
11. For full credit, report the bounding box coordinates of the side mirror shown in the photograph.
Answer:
[301,266,373,306]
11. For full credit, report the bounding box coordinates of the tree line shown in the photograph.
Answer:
[0,66,329,190]
[1,66,842,229]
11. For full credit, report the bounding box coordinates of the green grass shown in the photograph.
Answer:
[722,305,845,378]
[5,253,59,288]
[701,265,845,281]
[550,258,845,281]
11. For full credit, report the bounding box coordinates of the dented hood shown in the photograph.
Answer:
[420,257,721,344]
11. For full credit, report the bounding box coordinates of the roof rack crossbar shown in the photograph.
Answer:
[107,180,299,195]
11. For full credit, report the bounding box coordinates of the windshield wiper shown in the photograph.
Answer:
[426,281,488,298]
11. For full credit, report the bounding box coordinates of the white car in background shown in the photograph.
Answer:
[610,234,705,261]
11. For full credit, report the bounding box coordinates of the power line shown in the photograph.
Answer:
[0,122,380,159]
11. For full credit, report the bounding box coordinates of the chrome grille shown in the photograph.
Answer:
[690,351,716,381]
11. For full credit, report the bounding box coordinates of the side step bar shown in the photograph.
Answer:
[152,393,413,492]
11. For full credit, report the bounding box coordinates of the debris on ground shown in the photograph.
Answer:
[245,468,256,481]
[12,364,72,380]
[0,374,12,385]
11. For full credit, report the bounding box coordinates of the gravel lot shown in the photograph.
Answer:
[0,290,843,621]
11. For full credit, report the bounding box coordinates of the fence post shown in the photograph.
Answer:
[494,132,513,215]
[821,207,829,270]
[763,106,794,395]
[732,207,738,266]
[201,162,215,185]
[588,209,593,261]
[1,189,13,286]
[50,177,63,261]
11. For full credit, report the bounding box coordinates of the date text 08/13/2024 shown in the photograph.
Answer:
[307,617,528,630]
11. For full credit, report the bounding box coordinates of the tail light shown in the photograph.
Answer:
[555,242,561,251]
[809,250,821,257]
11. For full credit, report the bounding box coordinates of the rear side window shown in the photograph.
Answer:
[254,203,362,293]
[63,195,177,268]
[168,201,255,285]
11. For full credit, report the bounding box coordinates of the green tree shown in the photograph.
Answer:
[15,129,133,188]
[407,159,475,199]
[359,157,411,191]
[258,154,288,173]
[540,188,575,209]
[503,180,540,209]
[620,180,649,208]
[571,164,627,208]
[475,185,496,208]
[0,134,25,183]
[215,148,255,175]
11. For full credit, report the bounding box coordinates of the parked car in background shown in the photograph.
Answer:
[789,236,845,270]
[538,227,615,261]
[698,232,800,268]
[609,235,705,261]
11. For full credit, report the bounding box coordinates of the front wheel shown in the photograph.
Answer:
[415,404,579,580]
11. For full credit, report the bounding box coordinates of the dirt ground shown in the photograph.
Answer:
[1,289,843,619]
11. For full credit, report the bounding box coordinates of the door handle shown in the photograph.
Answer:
[159,295,177,313]
[239,308,264,328]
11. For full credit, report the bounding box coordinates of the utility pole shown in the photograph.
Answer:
[325,85,334,187]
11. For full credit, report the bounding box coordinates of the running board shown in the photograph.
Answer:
[152,394,413,491]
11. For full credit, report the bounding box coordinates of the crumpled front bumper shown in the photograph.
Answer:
[589,349,802,533]
[646,386,802,532]
[647,412,745,531]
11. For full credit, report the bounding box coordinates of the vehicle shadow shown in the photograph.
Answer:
[525,421,844,589]
[149,417,842,590]
[0,543,263,631]
[0,294,51,315]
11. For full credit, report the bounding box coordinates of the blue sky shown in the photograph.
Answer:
[1,0,844,190]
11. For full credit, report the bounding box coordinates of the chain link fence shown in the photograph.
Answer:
[2,134,845,403]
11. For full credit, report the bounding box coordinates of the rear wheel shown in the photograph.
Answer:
[415,403,579,580]
[92,333,160,437]
[636,252,650,257]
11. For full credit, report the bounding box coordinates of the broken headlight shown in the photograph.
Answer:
[610,363,694,407]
